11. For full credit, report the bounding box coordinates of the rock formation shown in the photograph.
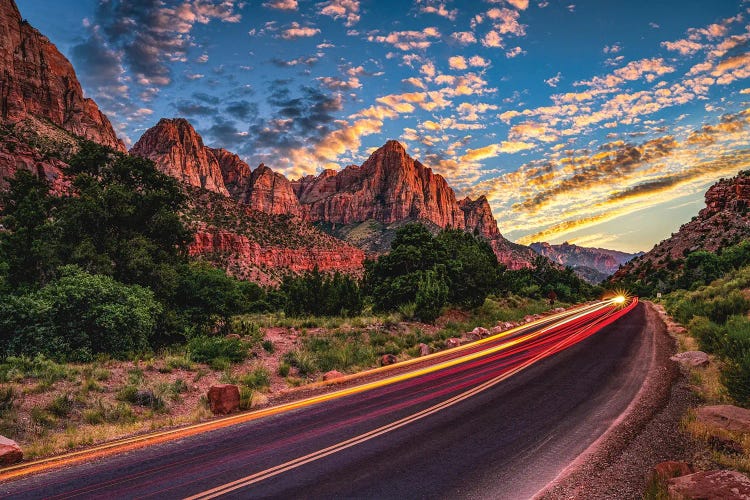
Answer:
[0,0,124,192]
[211,147,252,202]
[295,140,466,228]
[458,195,500,239]
[613,170,750,281]
[130,118,229,196]
[244,163,302,216]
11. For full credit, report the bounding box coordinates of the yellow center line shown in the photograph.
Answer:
[0,301,615,483]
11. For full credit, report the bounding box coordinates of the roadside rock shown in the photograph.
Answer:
[445,338,461,348]
[668,470,750,499]
[469,327,490,340]
[380,354,398,366]
[646,461,692,485]
[418,343,431,356]
[490,325,504,335]
[0,435,22,466]
[695,405,750,433]
[207,384,240,414]
[670,351,709,368]
[323,370,344,381]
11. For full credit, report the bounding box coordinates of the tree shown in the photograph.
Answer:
[436,229,498,308]
[414,269,448,323]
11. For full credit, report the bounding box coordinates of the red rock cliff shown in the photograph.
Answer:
[243,164,302,216]
[0,0,123,151]
[296,140,466,228]
[130,118,229,196]
[458,195,500,239]
[211,147,252,202]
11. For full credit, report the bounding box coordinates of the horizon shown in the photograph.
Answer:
[16,0,750,253]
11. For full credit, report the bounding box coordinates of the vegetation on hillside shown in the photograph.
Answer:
[663,261,750,406]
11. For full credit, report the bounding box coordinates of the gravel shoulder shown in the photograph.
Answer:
[538,300,702,499]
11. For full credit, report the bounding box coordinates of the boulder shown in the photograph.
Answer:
[207,384,240,414]
[418,343,431,357]
[445,338,462,349]
[668,470,750,499]
[490,325,504,335]
[469,327,490,339]
[323,370,344,381]
[0,435,22,466]
[695,405,750,433]
[646,461,692,485]
[380,354,398,366]
[670,351,709,368]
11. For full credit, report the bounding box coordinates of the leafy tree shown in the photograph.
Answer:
[436,229,498,308]
[0,266,161,361]
[414,269,448,323]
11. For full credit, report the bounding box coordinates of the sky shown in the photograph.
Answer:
[16,0,750,253]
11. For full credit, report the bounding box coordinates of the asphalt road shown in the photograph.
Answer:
[0,300,651,499]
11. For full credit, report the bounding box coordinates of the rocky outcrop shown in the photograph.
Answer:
[207,384,240,414]
[459,195,499,239]
[295,141,466,228]
[613,170,750,282]
[668,470,750,499]
[131,118,229,196]
[245,164,302,216]
[0,0,123,151]
[531,241,639,282]
[211,147,252,202]
[0,435,22,466]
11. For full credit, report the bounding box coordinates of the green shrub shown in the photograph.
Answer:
[277,362,290,377]
[0,386,16,415]
[688,316,726,354]
[239,367,271,391]
[46,393,74,418]
[283,349,317,376]
[0,267,161,361]
[415,270,448,323]
[83,400,136,425]
[261,340,275,353]
[238,386,253,411]
[187,336,248,366]
[0,355,73,384]
[721,352,750,406]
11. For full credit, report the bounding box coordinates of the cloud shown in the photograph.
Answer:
[449,56,468,70]
[270,55,319,67]
[263,0,298,9]
[320,0,361,27]
[506,0,529,10]
[461,141,534,161]
[661,38,703,55]
[280,22,321,39]
[417,0,458,21]
[318,75,362,90]
[225,100,259,121]
[76,0,242,89]
[451,31,477,45]
[545,72,562,87]
[368,27,441,51]
[506,46,524,58]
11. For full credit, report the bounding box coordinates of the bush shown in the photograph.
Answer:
[46,393,74,418]
[283,349,317,376]
[187,336,248,367]
[0,266,162,361]
[83,400,136,425]
[0,386,15,415]
[239,367,271,391]
[414,270,448,323]
[721,352,750,406]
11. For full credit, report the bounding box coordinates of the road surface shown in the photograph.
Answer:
[0,298,651,499]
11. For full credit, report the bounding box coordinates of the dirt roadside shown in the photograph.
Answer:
[538,301,702,499]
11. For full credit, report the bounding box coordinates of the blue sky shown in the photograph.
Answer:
[17,0,750,252]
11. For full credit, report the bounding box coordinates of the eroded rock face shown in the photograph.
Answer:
[0,0,124,151]
[190,227,365,282]
[131,118,229,196]
[668,470,750,499]
[245,164,302,216]
[297,140,466,228]
[459,195,499,239]
[211,147,252,202]
[207,384,240,414]
[613,171,750,282]
[531,241,640,278]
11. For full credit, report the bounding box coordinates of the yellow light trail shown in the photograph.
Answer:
[0,299,625,483]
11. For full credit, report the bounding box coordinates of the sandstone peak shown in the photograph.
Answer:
[0,0,124,151]
[130,118,229,196]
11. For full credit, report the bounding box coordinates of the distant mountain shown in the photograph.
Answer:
[0,0,124,192]
[530,242,641,283]
[133,122,537,270]
[612,170,750,284]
